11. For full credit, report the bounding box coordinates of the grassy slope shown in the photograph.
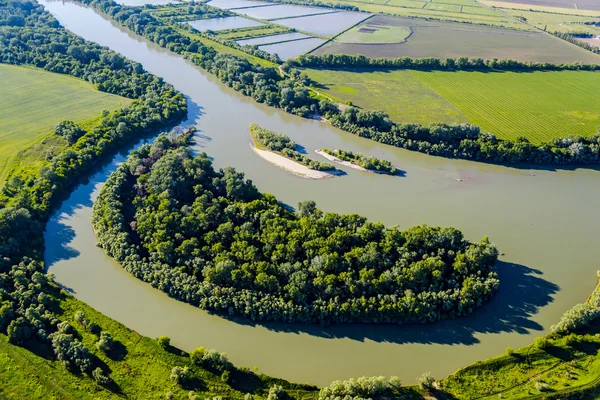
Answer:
[304,68,600,143]
[0,64,131,185]
[0,288,319,400]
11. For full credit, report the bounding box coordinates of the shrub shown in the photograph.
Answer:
[418,372,435,391]
[505,347,515,356]
[534,337,550,350]
[221,370,230,383]
[165,392,174,400]
[50,333,93,372]
[267,385,285,400]
[565,333,581,346]
[319,376,396,399]
[92,367,110,385]
[200,349,233,372]
[535,381,551,392]
[170,366,192,385]
[157,336,170,348]
[96,331,114,353]
[190,346,205,365]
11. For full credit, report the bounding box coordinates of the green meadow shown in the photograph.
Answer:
[0,64,131,184]
[306,68,600,143]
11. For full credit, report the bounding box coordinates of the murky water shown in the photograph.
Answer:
[41,0,600,386]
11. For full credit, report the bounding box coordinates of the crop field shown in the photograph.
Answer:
[481,0,600,15]
[481,0,600,11]
[305,68,469,125]
[305,67,600,142]
[0,64,131,184]
[336,20,412,43]
[216,24,292,40]
[316,15,600,63]
[502,8,600,34]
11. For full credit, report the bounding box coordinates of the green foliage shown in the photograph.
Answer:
[220,370,230,383]
[92,367,110,385]
[50,332,93,373]
[96,331,114,353]
[170,366,192,385]
[534,336,551,350]
[93,134,499,325]
[417,372,435,391]
[158,336,171,348]
[552,272,600,335]
[54,121,86,145]
[250,123,335,171]
[321,148,397,174]
[319,376,402,399]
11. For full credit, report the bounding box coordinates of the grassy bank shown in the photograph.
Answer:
[0,64,131,184]
[0,289,319,400]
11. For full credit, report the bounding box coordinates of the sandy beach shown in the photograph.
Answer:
[315,149,370,172]
[251,143,339,179]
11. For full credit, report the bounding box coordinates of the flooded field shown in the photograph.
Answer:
[237,4,335,20]
[237,32,311,46]
[187,16,265,32]
[206,0,272,9]
[259,37,325,59]
[315,15,600,63]
[276,11,371,36]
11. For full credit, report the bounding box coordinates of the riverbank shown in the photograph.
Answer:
[316,148,369,172]
[251,142,339,179]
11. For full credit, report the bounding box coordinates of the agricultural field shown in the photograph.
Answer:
[304,67,600,142]
[481,0,600,12]
[336,19,413,43]
[315,15,600,64]
[306,68,469,125]
[298,0,529,29]
[501,8,600,35]
[0,64,131,184]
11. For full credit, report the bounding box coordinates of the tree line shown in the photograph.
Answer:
[289,53,600,72]
[321,148,397,175]
[69,0,600,166]
[92,133,499,325]
[0,0,187,386]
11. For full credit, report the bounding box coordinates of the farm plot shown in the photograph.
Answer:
[275,11,371,36]
[482,0,600,11]
[237,32,311,45]
[187,16,265,32]
[413,70,600,142]
[305,68,468,125]
[502,8,600,34]
[314,15,600,64]
[259,37,325,60]
[577,37,600,49]
[384,0,427,7]
[336,20,412,43]
[0,64,131,184]
[206,0,271,9]
[237,4,335,20]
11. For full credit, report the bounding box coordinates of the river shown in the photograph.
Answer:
[40,0,600,386]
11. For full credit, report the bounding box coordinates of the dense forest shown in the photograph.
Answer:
[320,148,397,175]
[69,0,600,166]
[92,132,499,325]
[249,123,335,171]
[0,0,186,386]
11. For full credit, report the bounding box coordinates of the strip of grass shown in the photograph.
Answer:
[0,288,319,400]
[0,64,131,185]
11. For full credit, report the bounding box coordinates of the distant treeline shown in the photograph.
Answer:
[289,53,600,72]
[553,32,600,55]
[93,133,499,325]
[74,0,600,166]
[0,0,186,384]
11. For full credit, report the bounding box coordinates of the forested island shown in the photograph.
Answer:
[249,123,335,172]
[92,131,499,325]
[318,148,398,175]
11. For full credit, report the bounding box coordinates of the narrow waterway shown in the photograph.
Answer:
[41,0,600,386]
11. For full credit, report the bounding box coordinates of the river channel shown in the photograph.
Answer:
[40,0,600,386]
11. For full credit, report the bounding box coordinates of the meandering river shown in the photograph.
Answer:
[40,0,600,386]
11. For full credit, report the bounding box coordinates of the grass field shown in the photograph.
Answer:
[502,8,600,35]
[0,288,319,400]
[336,21,412,43]
[305,68,600,142]
[306,68,469,125]
[0,64,131,184]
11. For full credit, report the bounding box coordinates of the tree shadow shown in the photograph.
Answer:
[220,261,559,345]
[104,340,128,361]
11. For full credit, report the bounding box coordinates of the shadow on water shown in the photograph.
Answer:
[221,261,559,345]
[44,97,206,270]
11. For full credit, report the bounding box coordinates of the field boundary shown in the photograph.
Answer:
[307,13,375,55]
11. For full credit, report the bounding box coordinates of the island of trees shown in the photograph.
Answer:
[92,131,500,325]
[249,123,335,171]
[319,148,398,175]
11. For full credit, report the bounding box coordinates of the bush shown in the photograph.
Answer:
[92,367,110,385]
[201,349,233,372]
[170,366,192,385]
[96,331,114,353]
[267,385,285,400]
[190,346,205,365]
[50,333,93,372]
[418,372,435,391]
[319,376,397,399]
[534,337,551,350]
[505,347,515,356]
[220,370,230,383]
[157,336,170,348]
[535,381,551,392]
